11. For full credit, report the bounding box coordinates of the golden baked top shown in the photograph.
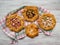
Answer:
[6,13,24,33]
[37,13,56,31]
[25,24,39,38]
[22,6,39,22]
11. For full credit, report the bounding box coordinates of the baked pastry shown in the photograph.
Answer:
[37,13,56,31]
[6,13,24,33]
[25,24,39,38]
[22,6,39,22]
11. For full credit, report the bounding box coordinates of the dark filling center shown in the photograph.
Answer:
[26,9,35,18]
[43,16,47,21]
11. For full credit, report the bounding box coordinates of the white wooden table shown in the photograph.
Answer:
[0,0,60,45]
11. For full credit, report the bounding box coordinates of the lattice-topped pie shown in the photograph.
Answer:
[6,13,24,33]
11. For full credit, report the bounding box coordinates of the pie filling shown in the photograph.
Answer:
[26,9,35,18]
[10,18,21,28]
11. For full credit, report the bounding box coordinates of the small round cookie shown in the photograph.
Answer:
[22,6,39,22]
[6,13,24,33]
[25,24,39,38]
[37,13,56,31]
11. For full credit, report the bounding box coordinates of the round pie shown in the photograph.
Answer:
[22,6,39,22]
[25,24,39,38]
[6,13,24,33]
[37,13,56,31]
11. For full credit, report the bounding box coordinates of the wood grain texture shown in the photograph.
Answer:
[0,0,60,45]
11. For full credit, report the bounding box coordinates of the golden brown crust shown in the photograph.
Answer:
[25,24,39,38]
[6,13,24,33]
[37,13,56,31]
[22,6,39,22]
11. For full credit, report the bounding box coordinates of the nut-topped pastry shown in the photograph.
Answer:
[22,6,39,22]
[37,13,56,31]
[6,13,24,33]
[25,24,39,38]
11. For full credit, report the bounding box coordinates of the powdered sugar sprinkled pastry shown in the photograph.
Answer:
[37,13,56,31]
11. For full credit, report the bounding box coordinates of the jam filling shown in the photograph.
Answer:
[26,9,35,18]
[10,18,21,28]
